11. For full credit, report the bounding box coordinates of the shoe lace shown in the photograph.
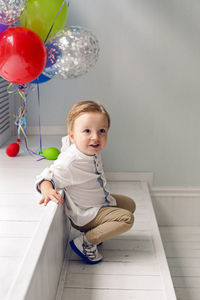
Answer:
[83,242,97,259]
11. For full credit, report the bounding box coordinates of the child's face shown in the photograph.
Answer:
[68,112,109,156]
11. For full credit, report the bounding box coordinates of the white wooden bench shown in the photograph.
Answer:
[0,136,176,300]
[0,136,69,300]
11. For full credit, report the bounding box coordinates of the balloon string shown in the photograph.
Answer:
[7,82,17,94]
[23,120,44,158]
[18,93,23,137]
[11,84,44,159]
[16,87,34,156]
[44,0,67,43]
[36,81,43,153]
[7,84,44,160]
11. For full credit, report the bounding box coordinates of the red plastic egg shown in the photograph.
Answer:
[6,143,20,157]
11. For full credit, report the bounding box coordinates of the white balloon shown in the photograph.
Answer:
[43,26,100,80]
[0,0,26,25]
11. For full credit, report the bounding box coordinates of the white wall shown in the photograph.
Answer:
[27,0,200,186]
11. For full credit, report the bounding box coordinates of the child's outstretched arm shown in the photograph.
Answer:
[39,180,64,206]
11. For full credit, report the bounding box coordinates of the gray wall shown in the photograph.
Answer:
[27,0,200,186]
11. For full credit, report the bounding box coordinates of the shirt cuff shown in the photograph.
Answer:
[36,179,56,193]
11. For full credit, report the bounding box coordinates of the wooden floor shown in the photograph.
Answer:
[160,226,200,300]
[56,181,176,300]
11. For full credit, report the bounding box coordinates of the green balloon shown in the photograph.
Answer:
[20,0,68,41]
[42,147,60,160]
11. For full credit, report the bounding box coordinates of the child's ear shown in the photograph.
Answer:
[68,129,74,143]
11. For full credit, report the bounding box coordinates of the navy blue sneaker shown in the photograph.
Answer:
[98,242,103,246]
[70,233,103,264]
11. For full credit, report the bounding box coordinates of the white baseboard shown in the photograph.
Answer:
[150,186,200,226]
[151,186,200,197]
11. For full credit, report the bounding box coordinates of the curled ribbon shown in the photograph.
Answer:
[8,83,44,159]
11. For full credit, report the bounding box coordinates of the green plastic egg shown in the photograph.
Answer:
[42,147,60,160]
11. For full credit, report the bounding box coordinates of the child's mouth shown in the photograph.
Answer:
[90,144,100,148]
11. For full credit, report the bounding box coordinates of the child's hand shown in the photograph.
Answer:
[39,189,64,206]
[39,180,64,206]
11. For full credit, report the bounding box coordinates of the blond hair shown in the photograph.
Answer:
[67,101,110,131]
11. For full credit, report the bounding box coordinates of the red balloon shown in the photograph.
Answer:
[6,143,20,157]
[0,27,47,84]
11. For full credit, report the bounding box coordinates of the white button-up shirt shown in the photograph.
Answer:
[36,136,116,226]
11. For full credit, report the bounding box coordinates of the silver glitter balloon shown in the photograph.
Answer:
[0,0,26,25]
[43,26,100,80]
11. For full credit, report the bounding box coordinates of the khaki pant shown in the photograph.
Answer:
[71,194,136,245]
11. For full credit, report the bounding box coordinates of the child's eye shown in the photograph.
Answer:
[99,129,106,134]
[84,129,90,133]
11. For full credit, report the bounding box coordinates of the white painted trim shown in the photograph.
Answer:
[105,172,154,186]
[150,186,200,226]
[27,126,67,135]
[151,186,200,197]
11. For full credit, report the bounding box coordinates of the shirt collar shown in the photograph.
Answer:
[71,144,98,160]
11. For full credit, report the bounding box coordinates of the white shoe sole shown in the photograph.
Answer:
[70,240,102,264]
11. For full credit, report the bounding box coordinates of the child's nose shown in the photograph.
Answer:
[91,132,99,140]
